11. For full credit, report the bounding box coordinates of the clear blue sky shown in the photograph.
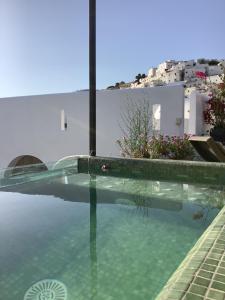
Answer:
[0,0,225,97]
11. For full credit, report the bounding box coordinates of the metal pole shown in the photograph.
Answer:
[89,0,96,156]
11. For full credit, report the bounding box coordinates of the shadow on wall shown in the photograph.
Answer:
[5,155,48,177]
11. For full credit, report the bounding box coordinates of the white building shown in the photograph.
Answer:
[164,70,182,83]
[148,68,157,77]
[207,75,223,84]
[157,60,176,74]
[129,58,224,95]
[184,66,206,80]
[207,65,223,76]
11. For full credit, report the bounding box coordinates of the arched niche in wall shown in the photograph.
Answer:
[5,155,48,177]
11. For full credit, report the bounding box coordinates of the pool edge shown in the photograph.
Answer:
[155,205,225,300]
[78,156,225,185]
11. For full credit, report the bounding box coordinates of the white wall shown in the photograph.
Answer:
[0,92,89,169]
[207,65,223,76]
[0,85,184,169]
[188,91,208,135]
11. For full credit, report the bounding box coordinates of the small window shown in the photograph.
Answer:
[61,109,67,131]
[152,104,161,132]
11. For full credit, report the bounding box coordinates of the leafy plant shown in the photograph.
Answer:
[148,135,194,160]
[134,73,146,84]
[117,104,194,160]
[117,99,152,158]
[197,58,208,64]
[203,68,225,128]
[147,135,169,159]
[208,60,219,66]
[117,98,194,160]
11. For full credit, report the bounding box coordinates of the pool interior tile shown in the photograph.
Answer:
[77,157,225,300]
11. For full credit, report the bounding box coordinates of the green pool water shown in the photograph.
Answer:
[0,170,223,300]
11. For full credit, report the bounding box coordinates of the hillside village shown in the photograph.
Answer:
[108,58,225,95]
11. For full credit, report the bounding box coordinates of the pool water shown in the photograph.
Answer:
[0,170,223,300]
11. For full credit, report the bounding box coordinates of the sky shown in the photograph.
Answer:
[0,0,225,98]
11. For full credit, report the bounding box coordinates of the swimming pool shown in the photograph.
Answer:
[0,157,225,300]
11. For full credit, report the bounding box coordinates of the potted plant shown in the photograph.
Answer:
[203,69,225,144]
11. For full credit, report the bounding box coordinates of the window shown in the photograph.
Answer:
[61,109,67,131]
[152,104,161,132]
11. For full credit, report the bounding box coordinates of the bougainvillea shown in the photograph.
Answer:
[203,69,225,128]
[196,71,207,79]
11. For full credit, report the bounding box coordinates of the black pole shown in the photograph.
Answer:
[89,0,96,156]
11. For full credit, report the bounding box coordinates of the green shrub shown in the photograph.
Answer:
[117,98,194,160]
[148,135,194,160]
[117,99,152,158]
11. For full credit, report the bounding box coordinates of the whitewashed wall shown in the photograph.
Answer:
[188,91,208,135]
[0,85,184,169]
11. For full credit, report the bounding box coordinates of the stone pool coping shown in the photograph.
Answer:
[77,156,225,300]
[78,156,225,185]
